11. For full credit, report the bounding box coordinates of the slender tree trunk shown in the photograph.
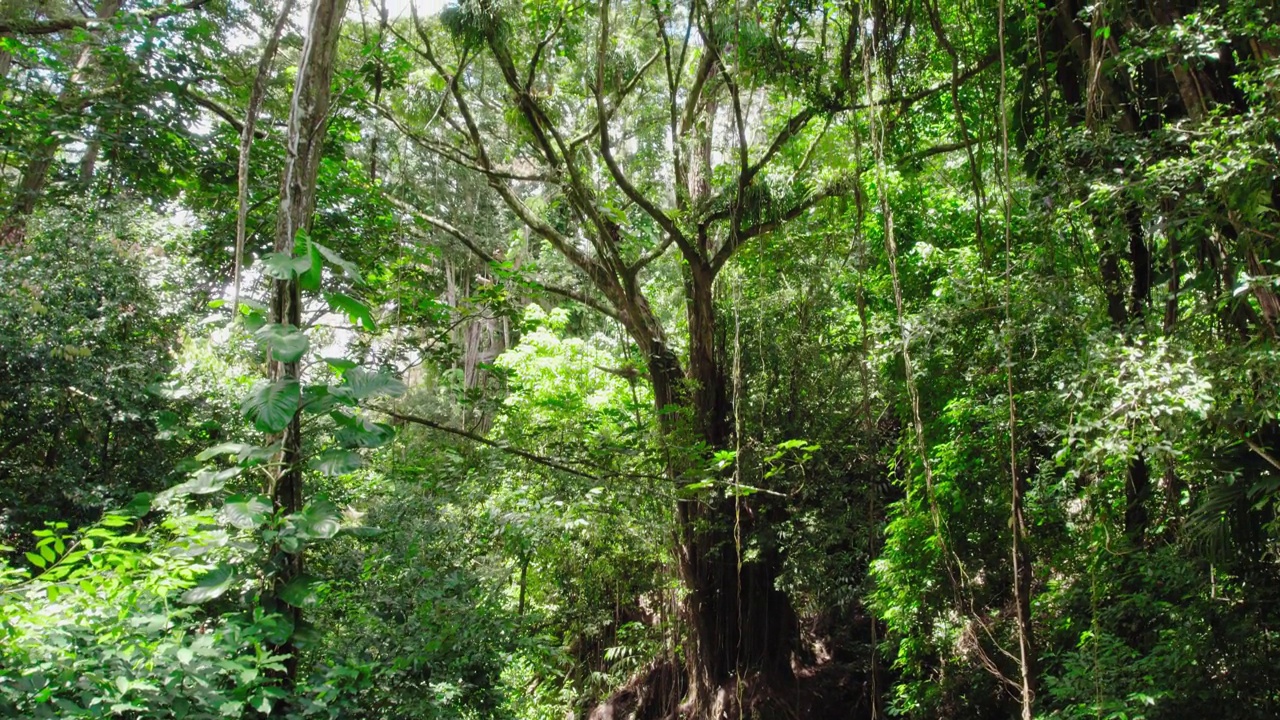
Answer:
[232,0,297,312]
[267,0,348,682]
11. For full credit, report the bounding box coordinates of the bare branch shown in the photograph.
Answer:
[632,234,676,273]
[372,406,605,481]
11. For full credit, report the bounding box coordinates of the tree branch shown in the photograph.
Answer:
[390,196,621,321]
[595,0,691,266]
[372,406,605,481]
[712,171,859,271]
[0,0,210,35]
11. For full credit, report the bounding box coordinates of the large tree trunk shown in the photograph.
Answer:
[636,265,797,715]
[267,0,348,682]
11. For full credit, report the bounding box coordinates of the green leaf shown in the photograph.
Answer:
[298,241,324,292]
[260,251,313,280]
[322,356,358,372]
[196,442,254,462]
[278,573,324,608]
[334,367,406,401]
[181,563,235,604]
[309,449,366,477]
[242,379,302,433]
[301,384,349,415]
[312,241,363,283]
[324,292,377,331]
[221,495,272,530]
[25,551,46,569]
[292,498,341,540]
[254,323,310,363]
[122,492,153,517]
[334,417,396,449]
[165,467,241,497]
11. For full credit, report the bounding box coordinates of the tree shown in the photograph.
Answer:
[262,0,349,681]
[383,0,995,710]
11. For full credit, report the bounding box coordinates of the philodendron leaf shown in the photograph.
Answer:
[301,385,350,415]
[298,241,324,292]
[278,574,324,608]
[291,497,341,540]
[322,357,358,372]
[181,563,235,604]
[254,323,310,363]
[260,251,313,280]
[312,241,363,283]
[241,379,301,433]
[334,417,395,449]
[164,467,241,498]
[309,449,365,477]
[196,442,254,462]
[332,367,406,401]
[221,495,272,530]
[324,292,377,331]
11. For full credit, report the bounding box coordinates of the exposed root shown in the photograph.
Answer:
[588,659,871,720]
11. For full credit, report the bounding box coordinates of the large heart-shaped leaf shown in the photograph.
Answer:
[291,498,341,540]
[221,495,272,530]
[260,251,313,280]
[333,367,406,401]
[312,241,363,284]
[301,385,350,415]
[278,574,324,608]
[196,442,254,462]
[309,449,365,477]
[298,241,324,292]
[334,417,395,449]
[242,379,301,433]
[181,563,235,604]
[254,324,310,363]
[324,292,377,331]
[164,467,241,498]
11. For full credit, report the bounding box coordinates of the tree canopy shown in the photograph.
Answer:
[1,0,1278,718]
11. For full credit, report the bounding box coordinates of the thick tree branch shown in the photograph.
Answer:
[595,0,692,267]
[391,196,621,321]
[179,87,266,138]
[0,0,210,35]
[712,171,858,271]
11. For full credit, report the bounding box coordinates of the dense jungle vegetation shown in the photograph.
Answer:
[1,0,1278,717]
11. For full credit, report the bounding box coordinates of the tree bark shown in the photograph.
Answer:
[267,0,348,682]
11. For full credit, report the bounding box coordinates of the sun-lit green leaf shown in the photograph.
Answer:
[333,367,405,401]
[309,449,366,476]
[260,251,313,280]
[312,241,363,283]
[221,495,272,530]
[254,323,310,363]
[291,497,342,540]
[180,563,235,604]
[241,379,302,433]
[324,292,377,331]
